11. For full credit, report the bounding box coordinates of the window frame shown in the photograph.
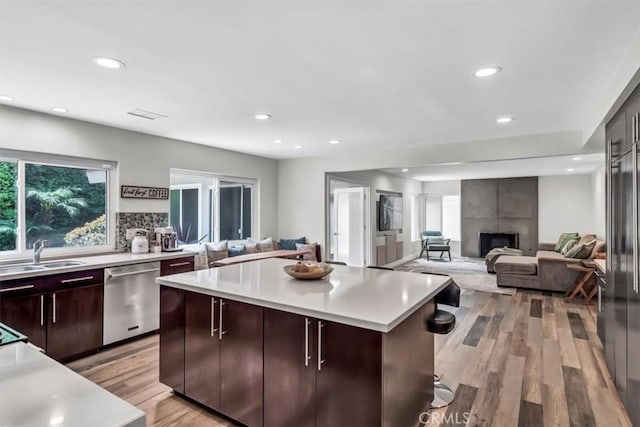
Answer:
[168,183,203,243]
[0,149,115,260]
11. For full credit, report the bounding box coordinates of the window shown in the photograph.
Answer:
[169,170,256,244]
[0,151,112,256]
[441,195,461,240]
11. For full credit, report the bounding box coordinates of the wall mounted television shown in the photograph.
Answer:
[378,194,403,231]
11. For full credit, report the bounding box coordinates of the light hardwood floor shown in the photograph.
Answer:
[67,289,632,427]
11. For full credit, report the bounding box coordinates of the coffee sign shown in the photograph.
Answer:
[121,185,169,200]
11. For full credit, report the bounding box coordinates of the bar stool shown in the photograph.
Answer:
[425,281,460,408]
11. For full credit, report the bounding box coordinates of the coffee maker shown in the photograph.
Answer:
[155,227,182,252]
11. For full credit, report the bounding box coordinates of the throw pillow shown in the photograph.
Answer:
[554,232,579,252]
[577,233,597,246]
[228,243,246,257]
[561,238,579,255]
[590,240,606,259]
[296,242,317,261]
[245,240,259,254]
[256,237,275,252]
[280,237,306,250]
[204,241,229,264]
[566,240,596,259]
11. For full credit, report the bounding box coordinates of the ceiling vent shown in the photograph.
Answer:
[127,108,168,120]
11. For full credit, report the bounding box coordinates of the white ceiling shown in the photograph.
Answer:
[1,1,639,160]
[382,153,604,181]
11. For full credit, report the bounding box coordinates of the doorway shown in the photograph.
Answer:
[327,178,370,266]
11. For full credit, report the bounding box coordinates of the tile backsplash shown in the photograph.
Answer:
[116,212,169,250]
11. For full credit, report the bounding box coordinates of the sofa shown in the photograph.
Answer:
[195,236,321,269]
[495,236,605,292]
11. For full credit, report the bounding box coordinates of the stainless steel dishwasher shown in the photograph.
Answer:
[103,261,161,345]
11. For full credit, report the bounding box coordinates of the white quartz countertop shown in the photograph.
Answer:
[0,342,145,427]
[0,251,195,281]
[156,258,452,332]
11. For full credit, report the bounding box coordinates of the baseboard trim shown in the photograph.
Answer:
[384,252,420,268]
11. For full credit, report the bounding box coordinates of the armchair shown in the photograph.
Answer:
[420,231,452,261]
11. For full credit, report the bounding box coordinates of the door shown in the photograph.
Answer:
[315,320,382,427]
[159,286,185,393]
[627,106,640,425]
[333,187,366,266]
[47,284,103,360]
[264,309,316,427]
[185,291,221,409]
[219,183,252,240]
[0,292,47,350]
[614,151,631,403]
[219,299,263,427]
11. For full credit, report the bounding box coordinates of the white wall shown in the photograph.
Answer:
[0,106,278,240]
[278,130,594,251]
[329,170,423,262]
[422,180,461,196]
[538,174,600,242]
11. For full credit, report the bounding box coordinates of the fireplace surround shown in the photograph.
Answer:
[478,232,519,257]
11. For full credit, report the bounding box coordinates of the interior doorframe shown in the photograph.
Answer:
[325,174,371,266]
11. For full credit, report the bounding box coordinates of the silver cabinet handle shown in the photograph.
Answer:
[106,268,159,279]
[210,297,218,337]
[304,318,311,367]
[169,261,190,268]
[52,293,57,324]
[0,284,35,294]
[598,285,602,313]
[218,300,227,339]
[40,295,44,326]
[634,143,639,293]
[60,275,94,284]
[317,321,325,371]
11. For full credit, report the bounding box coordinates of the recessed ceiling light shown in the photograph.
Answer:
[329,139,340,145]
[92,56,125,69]
[294,145,303,149]
[273,139,283,144]
[572,156,582,161]
[496,116,514,124]
[254,113,271,121]
[567,168,574,172]
[51,107,68,113]
[0,95,14,102]
[473,66,502,78]
[401,168,409,172]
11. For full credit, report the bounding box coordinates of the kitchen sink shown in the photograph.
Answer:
[42,261,85,268]
[0,265,46,274]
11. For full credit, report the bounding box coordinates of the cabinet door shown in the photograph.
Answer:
[185,291,220,409]
[47,284,103,360]
[159,286,185,393]
[264,309,316,427]
[316,321,382,427]
[219,299,263,427]
[160,257,195,276]
[0,292,47,349]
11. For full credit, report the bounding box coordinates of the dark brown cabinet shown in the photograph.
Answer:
[0,270,103,360]
[184,291,220,409]
[46,283,103,360]
[0,281,47,349]
[219,298,263,427]
[159,285,186,393]
[160,256,195,276]
[263,309,382,427]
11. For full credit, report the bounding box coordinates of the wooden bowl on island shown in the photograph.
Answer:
[283,262,334,280]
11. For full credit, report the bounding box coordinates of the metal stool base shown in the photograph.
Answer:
[431,377,455,409]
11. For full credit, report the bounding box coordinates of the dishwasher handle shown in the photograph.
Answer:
[105,267,160,280]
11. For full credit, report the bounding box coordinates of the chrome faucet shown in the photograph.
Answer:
[32,239,48,264]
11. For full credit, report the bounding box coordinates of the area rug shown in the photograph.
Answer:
[395,257,517,295]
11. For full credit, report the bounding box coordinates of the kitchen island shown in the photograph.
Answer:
[156,258,452,427]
